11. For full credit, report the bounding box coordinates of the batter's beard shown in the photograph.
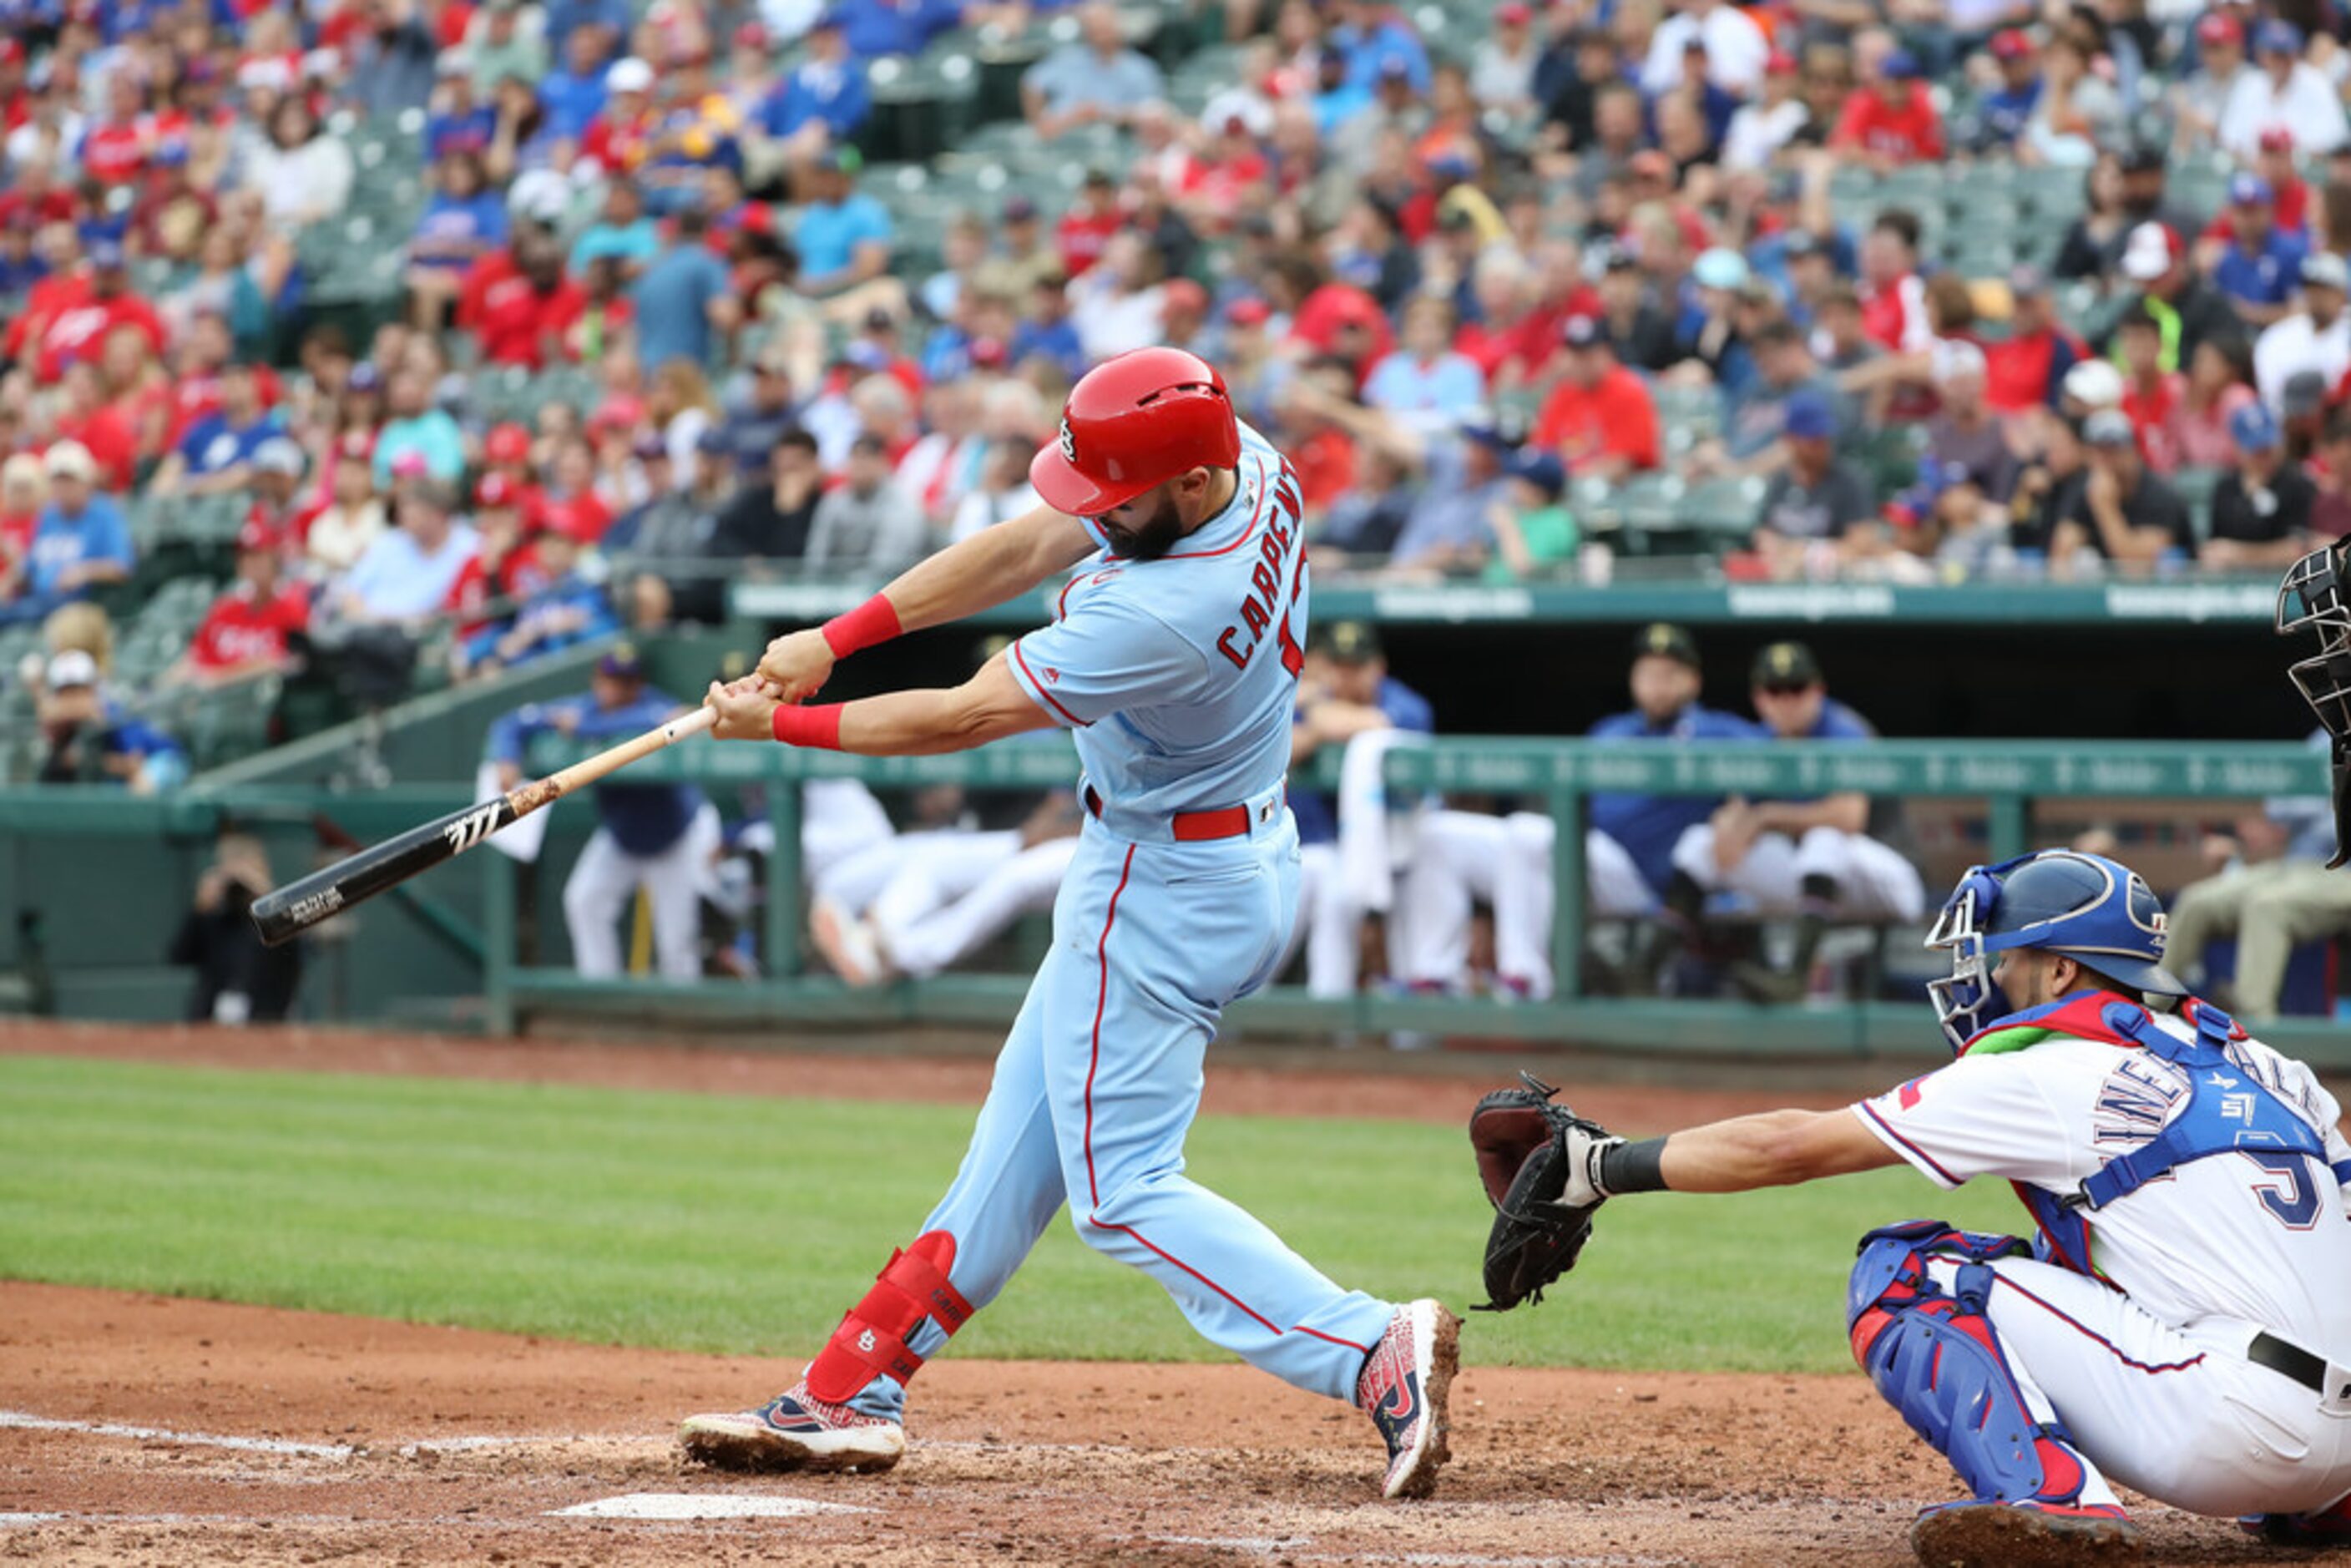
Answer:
[1100,493,1186,561]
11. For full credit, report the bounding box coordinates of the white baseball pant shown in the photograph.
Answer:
[1671,823,1925,922]
[1393,811,1659,993]
[1489,813,1658,1000]
[563,802,722,980]
[877,837,1080,977]
[1920,1252,2351,1519]
[736,779,897,888]
[866,829,1024,938]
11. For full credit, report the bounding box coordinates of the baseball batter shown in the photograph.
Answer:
[680,348,1458,1499]
[1494,849,2351,1565]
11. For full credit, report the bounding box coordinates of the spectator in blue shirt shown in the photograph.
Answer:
[1009,271,1086,382]
[1330,0,1429,95]
[0,212,46,296]
[1021,2,1165,138]
[1970,28,2041,150]
[425,55,499,158]
[2212,174,2308,329]
[458,517,619,675]
[569,176,660,281]
[22,443,134,610]
[793,151,892,296]
[832,0,965,60]
[542,0,631,57]
[149,361,281,498]
[1362,296,1485,432]
[755,12,872,165]
[536,26,615,142]
[632,206,736,369]
[485,646,711,979]
[406,149,510,327]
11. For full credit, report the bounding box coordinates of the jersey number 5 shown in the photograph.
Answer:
[2242,1151,2322,1230]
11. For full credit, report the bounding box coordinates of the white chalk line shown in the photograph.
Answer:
[551,1493,870,1520]
[0,1409,354,1459]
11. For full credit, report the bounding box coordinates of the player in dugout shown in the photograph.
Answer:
[1468,849,2351,1565]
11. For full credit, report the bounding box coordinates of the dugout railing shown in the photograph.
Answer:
[488,736,2344,1065]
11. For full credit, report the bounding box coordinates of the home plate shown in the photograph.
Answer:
[550,1493,870,1520]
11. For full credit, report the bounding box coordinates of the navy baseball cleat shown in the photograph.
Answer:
[1356,1297,1459,1500]
[2242,1490,2351,1547]
[1910,1500,2141,1566]
[678,1383,906,1474]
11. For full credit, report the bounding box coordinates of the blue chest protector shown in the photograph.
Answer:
[2071,1000,2332,1211]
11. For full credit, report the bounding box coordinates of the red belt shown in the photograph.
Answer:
[1084,786,1251,842]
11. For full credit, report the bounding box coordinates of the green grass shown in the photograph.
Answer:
[0,1055,2012,1373]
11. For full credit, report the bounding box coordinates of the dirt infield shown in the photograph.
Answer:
[0,1024,2328,1565]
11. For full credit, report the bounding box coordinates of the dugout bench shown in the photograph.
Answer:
[485,736,2345,1066]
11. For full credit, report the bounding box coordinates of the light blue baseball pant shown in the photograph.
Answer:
[846,812,1396,1418]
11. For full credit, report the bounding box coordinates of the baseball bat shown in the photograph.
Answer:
[248,705,718,947]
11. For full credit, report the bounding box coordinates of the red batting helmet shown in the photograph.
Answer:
[1029,346,1241,516]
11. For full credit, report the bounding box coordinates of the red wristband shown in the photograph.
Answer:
[821,594,902,659]
[771,702,845,750]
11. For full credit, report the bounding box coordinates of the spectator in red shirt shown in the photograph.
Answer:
[78,71,154,188]
[126,143,218,262]
[1984,266,2087,416]
[476,233,589,368]
[2116,303,2186,473]
[169,519,311,686]
[51,362,140,493]
[1857,209,1933,356]
[23,239,169,384]
[1829,48,1943,169]
[1533,314,1661,480]
[1055,168,1122,278]
[2257,128,2313,235]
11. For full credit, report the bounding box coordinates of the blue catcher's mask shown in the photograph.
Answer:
[1924,850,2188,1054]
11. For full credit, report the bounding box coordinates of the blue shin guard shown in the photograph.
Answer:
[1846,1220,2096,1510]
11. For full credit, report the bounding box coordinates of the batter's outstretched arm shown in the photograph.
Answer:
[709,650,1057,756]
[757,508,1099,700]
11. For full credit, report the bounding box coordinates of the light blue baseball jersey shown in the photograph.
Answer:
[1005,421,1309,822]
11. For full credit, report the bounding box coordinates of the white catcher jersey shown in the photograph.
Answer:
[1857,1006,2351,1361]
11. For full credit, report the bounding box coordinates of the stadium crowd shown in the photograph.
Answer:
[3,0,2349,1001]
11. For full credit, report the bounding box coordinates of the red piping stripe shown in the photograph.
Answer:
[1077,837,1366,1356]
[1995,1275,2208,1375]
[1082,843,1138,1209]
[1859,1101,1965,1186]
[1160,457,1268,559]
[1294,1324,1372,1353]
[1089,1216,1279,1333]
[1012,640,1089,728]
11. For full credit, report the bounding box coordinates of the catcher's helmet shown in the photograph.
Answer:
[2278,539,2351,744]
[1029,346,1241,517]
[1924,850,2186,1053]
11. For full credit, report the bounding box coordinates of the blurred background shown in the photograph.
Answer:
[0,0,2342,1063]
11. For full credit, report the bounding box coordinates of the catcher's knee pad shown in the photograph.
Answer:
[806,1231,974,1404]
[1846,1221,2087,1508]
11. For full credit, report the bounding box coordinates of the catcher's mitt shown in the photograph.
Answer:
[1469,1073,1611,1311]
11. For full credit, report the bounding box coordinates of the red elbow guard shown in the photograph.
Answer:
[805,1231,975,1404]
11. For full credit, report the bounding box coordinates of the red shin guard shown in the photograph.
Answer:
[805,1232,975,1404]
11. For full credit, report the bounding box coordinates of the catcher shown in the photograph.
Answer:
[1471,849,2351,1567]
